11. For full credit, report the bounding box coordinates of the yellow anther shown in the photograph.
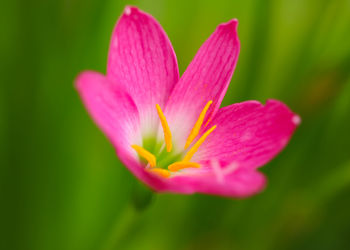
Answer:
[185,100,213,149]
[131,145,156,167]
[148,168,171,178]
[183,125,217,162]
[168,161,200,172]
[156,104,172,152]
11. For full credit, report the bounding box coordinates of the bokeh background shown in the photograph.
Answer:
[2,0,350,249]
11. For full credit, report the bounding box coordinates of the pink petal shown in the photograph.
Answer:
[107,6,179,135]
[127,160,266,198]
[75,71,141,153]
[165,19,240,149]
[161,167,266,197]
[193,100,300,169]
[76,71,173,186]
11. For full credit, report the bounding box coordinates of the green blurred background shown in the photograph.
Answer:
[2,0,350,249]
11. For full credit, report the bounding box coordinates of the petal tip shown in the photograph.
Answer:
[216,19,240,49]
[235,171,267,198]
[74,71,91,90]
[219,18,239,30]
[124,6,132,15]
[123,6,140,16]
[230,18,239,27]
[266,99,301,128]
[74,71,105,94]
[292,115,301,125]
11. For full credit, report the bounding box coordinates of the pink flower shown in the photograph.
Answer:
[76,6,300,198]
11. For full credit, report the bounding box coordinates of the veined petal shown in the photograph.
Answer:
[107,6,179,136]
[193,100,300,169]
[76,71,173,186]
[165,19,240,149]
[75,71,141,155]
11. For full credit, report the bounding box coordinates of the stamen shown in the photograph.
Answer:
[168,161,200,172]
[183,125,217,162]
[131,145,156,167]
[148,168,171,178]
[156,104,172,152]
[185,100,213,149]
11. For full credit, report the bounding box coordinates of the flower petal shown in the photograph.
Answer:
[107,6,179,136]
[193,100,300,169]
[76,71,173,185]
[76,71,141,152]
[160,167,266,197]
[165,19,240,149]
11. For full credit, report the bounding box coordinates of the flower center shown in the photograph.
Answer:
[131,100,216,178]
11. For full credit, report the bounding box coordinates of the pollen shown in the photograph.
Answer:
[131,145,156,167]
[185,100,213,149]
[168,161,200,172]
[156,104,172,152]
[183,125,217,162]
[148,168,171,178]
